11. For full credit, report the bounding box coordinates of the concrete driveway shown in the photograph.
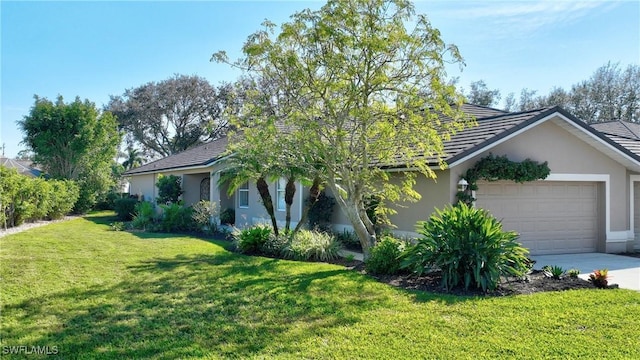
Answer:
[530,253,640,291]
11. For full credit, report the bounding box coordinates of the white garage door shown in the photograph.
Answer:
[476,181,599,255]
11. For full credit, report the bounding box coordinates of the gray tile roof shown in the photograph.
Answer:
[123,105,640,175]
[441,108,548,165]
[123,137,229,175]
[0,157,44,178]
[591,121,640,157]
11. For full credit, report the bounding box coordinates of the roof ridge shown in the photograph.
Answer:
[476,107,549,121]
[462,102,508,113]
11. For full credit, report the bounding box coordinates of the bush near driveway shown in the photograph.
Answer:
[403,203,530,291]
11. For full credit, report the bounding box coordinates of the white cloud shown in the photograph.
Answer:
[431,0,618,38]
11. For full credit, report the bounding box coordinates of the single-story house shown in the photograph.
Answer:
[124,104,640,255]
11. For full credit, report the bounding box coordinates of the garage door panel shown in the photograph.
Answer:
[476,181,598,255]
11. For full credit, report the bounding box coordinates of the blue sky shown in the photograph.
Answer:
[1,0,638,158]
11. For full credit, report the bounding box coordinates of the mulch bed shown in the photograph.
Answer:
[339,261,597,296]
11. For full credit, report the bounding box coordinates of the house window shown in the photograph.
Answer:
[200,177,210,201]
[238,182,249,208]
[276,178,287,211]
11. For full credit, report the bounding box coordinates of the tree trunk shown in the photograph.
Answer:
[327,179,375,260]
[293,176,321,234]
[284,177,296,232]
[256,177,279,236]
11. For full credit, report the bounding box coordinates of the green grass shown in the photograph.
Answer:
[2,212,640,359]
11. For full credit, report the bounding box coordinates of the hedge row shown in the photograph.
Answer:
[0,166,79,228]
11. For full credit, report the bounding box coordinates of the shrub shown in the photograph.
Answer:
[568,269,580,278]
[543,265,565,280]
[402,203,530,292]
[220,208,235,225]
[192,200,218,233]
[589,269,609,289]
[335,229,362,251]
[365,236,404,275]
[159,203,195,232]
[260,234,290,257]
[95,190,125,210]
[283,230,342,262]
[48,180,79,220]
[131,201,156,230]
[27,178,53,221]
[307,191,335,232]
[110,222,125,231]
[156,175,183,204]
[114,198,139,221]
[234,225,272,254]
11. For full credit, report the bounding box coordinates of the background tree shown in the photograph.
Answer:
[465,80,501,107]
[214,0,471,257]
[108,74,236,159]
[18,95,120,212]
[121,145,145,170]
[499,62,640,123]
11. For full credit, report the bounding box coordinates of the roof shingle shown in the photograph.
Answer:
[123,137,229,175]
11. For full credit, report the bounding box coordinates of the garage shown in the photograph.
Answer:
[475,181,599,255]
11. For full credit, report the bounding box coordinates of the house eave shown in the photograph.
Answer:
[123,155,231,177]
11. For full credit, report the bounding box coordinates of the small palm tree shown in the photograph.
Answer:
[122,146,145,170]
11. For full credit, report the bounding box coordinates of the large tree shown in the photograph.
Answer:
[465,80,501,107]
[502,63,640,123]
[18,95,121,212]
[108,74,236,158]
[214,0,471,257]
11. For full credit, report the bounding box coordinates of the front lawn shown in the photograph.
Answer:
[2,213,639,359]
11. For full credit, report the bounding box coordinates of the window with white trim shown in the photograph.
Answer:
[276,178,287,211]
[238,182,249,208]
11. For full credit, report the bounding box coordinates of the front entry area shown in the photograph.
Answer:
[476,181,599,255]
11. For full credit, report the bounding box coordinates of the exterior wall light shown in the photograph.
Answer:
[457,178,469,192]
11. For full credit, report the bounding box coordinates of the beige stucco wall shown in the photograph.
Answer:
[450,118,630,251]
[128,173,157,203]
[328,171,451,236]
[182,173,210,206]
[233,179,304,229]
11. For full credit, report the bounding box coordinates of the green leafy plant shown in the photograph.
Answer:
[220,208,235,225]
[159,203,195,232]
[589,269,609,289]
[402,203,530,292]
[114,198,139,221]
[568,269,580,278]
[365,236,405,275]
[282,230,342,262]
[156,174,183,204]
[131,201,156,230]
[109,222,125,231]
[543,265,565,280]
[335,229,362,251]
[234,225,272,254]
[344,254,356,262]
[191,200,218,233]
[307,191,335,232]
[457,153,551,205]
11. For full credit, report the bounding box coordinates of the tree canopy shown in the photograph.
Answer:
[107,74,237,159]
[496,62,640,123]
[18,95,121,212]
[214,0,471,256]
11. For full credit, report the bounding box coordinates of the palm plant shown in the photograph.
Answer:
[122,146,145,170]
